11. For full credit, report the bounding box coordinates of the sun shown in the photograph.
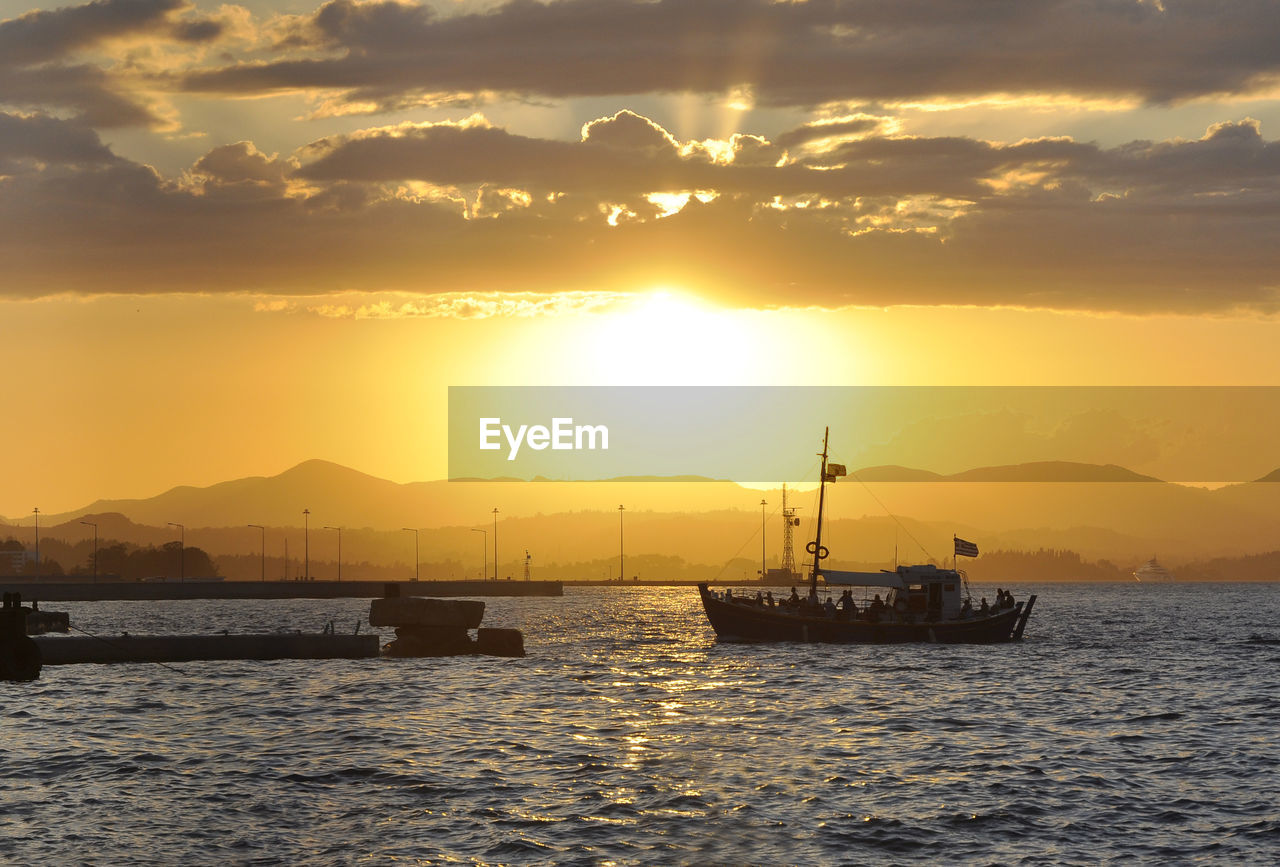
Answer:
[580,288,773,384]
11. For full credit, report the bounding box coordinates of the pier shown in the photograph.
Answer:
[0,579,562,602]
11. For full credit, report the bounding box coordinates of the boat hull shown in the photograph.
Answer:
[698,585,1030,644]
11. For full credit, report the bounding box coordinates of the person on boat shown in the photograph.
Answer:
[961,597,973,618]
[979,597,990,615]
[893,594,908,620]
[822,596,837,616]
[788,587,800,606]
[868,594,885,622]
[754,591,765,606]
[837,589,855,616]
[765,591,775,607]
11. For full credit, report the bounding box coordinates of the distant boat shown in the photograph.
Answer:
[1133,557,1175,582]
[698,428,1036,644]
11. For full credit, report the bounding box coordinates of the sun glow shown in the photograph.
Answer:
[576,289,774,384]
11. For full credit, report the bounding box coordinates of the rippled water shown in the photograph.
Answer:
[3,583,1278,864]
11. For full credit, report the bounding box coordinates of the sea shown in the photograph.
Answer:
[3,582,1278,865]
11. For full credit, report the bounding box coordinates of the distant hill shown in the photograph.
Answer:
[946,461,1162,483]
[851,465,946,482]
[851,461,1159,483]
[5,458,1280,568]
[25,460,760,531]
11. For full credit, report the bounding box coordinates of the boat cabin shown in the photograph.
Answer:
[817,563,966,621]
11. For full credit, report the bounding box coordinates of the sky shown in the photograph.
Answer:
[4,0,1280,517]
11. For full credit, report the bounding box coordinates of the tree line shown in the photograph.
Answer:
[1,536,216,580]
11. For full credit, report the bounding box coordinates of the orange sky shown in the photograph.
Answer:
[3,0,1280,517]
[6,292,1280,516]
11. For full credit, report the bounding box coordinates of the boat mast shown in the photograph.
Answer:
[809,427,830,596]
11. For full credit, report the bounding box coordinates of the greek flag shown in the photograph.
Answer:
[954,536,979,558]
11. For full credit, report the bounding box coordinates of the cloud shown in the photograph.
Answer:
[0,0,228,127]
[0,112,118,172]
[0,0,187,66]
[3,108,1280,315]
[182,0,1280,115]
[298,290,628,319]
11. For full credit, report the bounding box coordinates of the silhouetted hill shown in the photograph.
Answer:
[31,461,760,531]
[1253,468,1280,483]
[851,465,945,482]
[9,458,1279,568]
[946,462,1161,483]
[850,461,1160,482]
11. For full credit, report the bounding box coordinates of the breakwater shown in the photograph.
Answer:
[34,632,380,664]
[0,579,562,602]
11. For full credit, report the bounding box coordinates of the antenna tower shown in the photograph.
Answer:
[780,483,801,577]
[523,549,532,581]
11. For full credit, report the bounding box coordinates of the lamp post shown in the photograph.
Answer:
[618,504,625,582]
[302,508,310,581]
[492,508,499,581]
[248,525,266,581]
[760,498,768,582]
[402,528,419,581]
[167,522,184,581]
[80,520,97,583]
[324,526,342,580]
[470,528,487,580]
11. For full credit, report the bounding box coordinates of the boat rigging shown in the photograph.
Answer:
[698,428,1036,644]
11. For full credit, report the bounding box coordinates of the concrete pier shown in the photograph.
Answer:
[0,579,562,603]
[34,633,380,665]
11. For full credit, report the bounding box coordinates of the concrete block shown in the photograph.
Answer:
[369,597,484,629]
[383,627,475,657]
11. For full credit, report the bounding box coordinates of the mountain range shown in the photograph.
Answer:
[4,459,1280,571]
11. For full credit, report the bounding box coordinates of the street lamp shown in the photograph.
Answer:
[492,508,499,581]
[618,504,625,582]
[248,525,266,581]
[402,528,419,581]
[302,508,310,581]
[470,528,487,580]
[324,526,343,581]
[167,522,185,581]
[80,520,97,583]
[760,498,768,582]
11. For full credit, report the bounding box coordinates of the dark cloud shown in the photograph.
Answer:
[297,113,699,194]
[0,111,118,171]
[183,0,1280,112]
[171,18,225,43]
[0,0,225,127]
[4,110,1280,315]
[0,0,185,66]
[193,141,291,184]
[0,63,161,127]
[774,116,889,149]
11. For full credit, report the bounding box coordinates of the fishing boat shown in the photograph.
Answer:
[1132,557,1174,582]
[698,429,1035,644]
